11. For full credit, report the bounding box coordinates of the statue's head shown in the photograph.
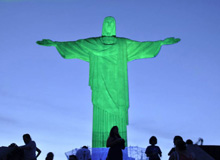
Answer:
[102,16,116,37]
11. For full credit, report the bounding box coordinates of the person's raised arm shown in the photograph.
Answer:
[36,39,57,47]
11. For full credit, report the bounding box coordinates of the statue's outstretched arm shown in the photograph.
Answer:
[36,38,92,61]
[162,37,181,45]
[36,39,57,46]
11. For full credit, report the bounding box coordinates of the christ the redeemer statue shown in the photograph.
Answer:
[37,16,180,148]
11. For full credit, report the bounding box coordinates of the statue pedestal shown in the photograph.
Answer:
[65,146,147,160]
[91,148,108,160]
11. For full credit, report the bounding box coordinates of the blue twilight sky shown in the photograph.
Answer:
[0,0,220,160]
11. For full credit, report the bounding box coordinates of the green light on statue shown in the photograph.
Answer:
[37,16,180,148]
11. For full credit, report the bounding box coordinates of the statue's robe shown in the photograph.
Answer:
[55,36,163,148]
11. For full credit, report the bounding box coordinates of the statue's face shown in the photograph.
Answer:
[102,16,116,36]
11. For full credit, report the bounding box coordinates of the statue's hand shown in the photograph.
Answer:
[163,37,181,45]
[36,39,56,46]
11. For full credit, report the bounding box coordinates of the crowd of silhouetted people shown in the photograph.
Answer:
[0,130,214,160]
[0,134,43,160]
[105,126,211,160]
[144,135,214,160]
[0,133,91,160]
[145,135,214,160]
[105,126,214,160]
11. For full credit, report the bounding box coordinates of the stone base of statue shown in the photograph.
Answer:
[65,146,147,160]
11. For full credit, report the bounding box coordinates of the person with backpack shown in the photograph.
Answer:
[169,140,195,160]
[76,146,91,160]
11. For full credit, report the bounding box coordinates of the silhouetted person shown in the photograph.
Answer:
[69,155,77,160]
[45,152,54,160]
[7,143,24,160]
[186,139,193,145]
[168,135,184,156]
[20,134,41,160]
[145,136,162,160]
[0,143,23,160]
[169,140,195,160]
[0,144,15,160]
[106,126,125,160]
[76,146,91,160]
[186,138,214,160]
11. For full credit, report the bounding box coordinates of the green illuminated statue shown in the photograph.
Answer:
[37,16,180,148]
